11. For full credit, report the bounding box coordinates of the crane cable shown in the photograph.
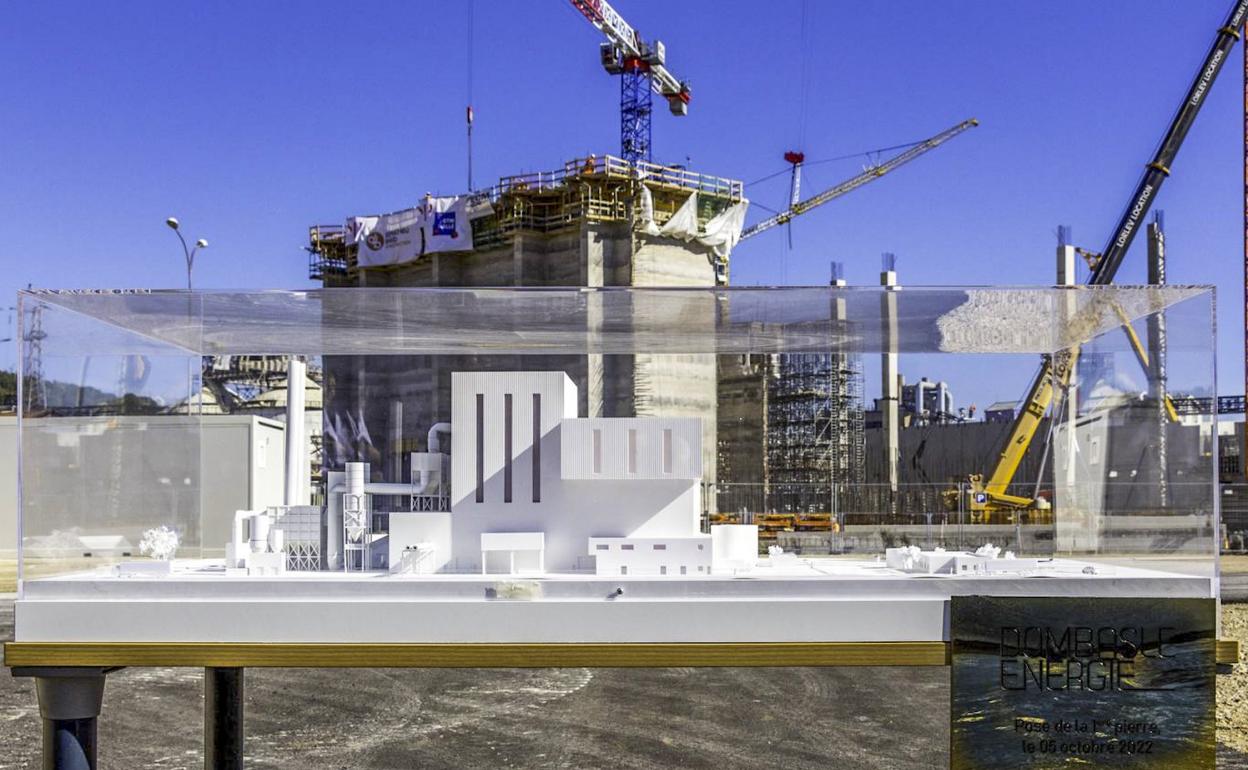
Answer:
[466,0,475,190]
[795,0,814,150]
[746,137,935,188]
[783,0,816,281]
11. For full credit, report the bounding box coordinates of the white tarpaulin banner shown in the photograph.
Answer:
[637,187,749,259]
[423,195,475,254]
[349,209,424,268]
[660,191,700,239]
[699,200,748,258]
[348,195,489,267]
[638,185,660,235]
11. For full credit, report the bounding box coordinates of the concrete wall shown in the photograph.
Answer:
[2,414,286,556]
[1054,411,1214,555]
[717,356,768,490]
[863,420,1038,489]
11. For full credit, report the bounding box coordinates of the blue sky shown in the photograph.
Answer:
[1,1,1243,407]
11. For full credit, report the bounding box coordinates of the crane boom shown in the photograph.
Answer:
[1090,0,1248,285]
[740,119,979,242]
[967,0,1248,515]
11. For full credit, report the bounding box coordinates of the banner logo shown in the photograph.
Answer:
[433,212,458,238]
[365,232,385,251]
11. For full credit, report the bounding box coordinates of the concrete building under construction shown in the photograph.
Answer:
[307,156,883,521]
[307,155,746,493]
[309,156,742,288]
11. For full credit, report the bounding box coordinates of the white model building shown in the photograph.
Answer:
[244,370,757,577]
[445,371,706,574]
[227,505,323,575]
[885,544,1048,576]
[325,427,450,571]
[589,536,710,577]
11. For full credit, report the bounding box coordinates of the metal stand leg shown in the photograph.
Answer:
[13,667,110,770]
[204,667,244,770]
[42,717,97,770]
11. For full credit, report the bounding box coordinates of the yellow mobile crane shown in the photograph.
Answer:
[952,0,1248,521]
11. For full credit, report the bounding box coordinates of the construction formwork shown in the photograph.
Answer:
[307,155,743,286]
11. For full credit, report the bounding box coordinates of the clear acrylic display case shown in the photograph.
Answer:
[13,286,1218,644]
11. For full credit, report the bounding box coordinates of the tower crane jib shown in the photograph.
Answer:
[739,118,980,242]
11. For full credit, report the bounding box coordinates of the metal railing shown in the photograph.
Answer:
[492,155,742,201]
[307,225,350,279]
[305,155,744,271]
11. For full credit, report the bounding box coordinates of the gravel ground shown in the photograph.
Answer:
[1221,604,1248,758]
[1,599,1245,769]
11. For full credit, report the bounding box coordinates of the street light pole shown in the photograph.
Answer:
[166,218,209,416]
[165,217,208,290]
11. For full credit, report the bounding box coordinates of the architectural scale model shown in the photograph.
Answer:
[11,285,1219,646]
[210,370,1162,583]
[224,371,760,578]
[884,544,1050,576]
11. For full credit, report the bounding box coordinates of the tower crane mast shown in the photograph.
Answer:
[568,0,691,163]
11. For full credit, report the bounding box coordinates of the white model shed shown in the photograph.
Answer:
[588,535,711,576]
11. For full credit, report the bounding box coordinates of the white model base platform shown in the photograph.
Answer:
[15,558,1214,644]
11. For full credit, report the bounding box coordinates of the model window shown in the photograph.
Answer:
[596,544,609,551]
[680,566,687,575]
[504,394,513,503]
[662,428,673,474]
[620,565,627,575]
[697,544,704,550]
[660,565,667,575]
[532,393,542,502]
[621,544,634,551]
[475,393,485,503]
[592,428,602,474]
[653,544,666,550]
[627,428,637,473]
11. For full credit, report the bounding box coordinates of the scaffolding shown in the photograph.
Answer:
[305,154,744,280]
[307,226,350,280]
[715,348,866,519]
[767,352,866,514]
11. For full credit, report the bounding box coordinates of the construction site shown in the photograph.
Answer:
[303,100,978,551]
[7,1,1248,768]
[296,0,982,550]
[298,73,1237,554]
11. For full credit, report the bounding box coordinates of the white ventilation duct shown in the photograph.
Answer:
[428,422,451,454]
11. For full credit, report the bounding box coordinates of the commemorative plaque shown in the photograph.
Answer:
[951,596,1216,769]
